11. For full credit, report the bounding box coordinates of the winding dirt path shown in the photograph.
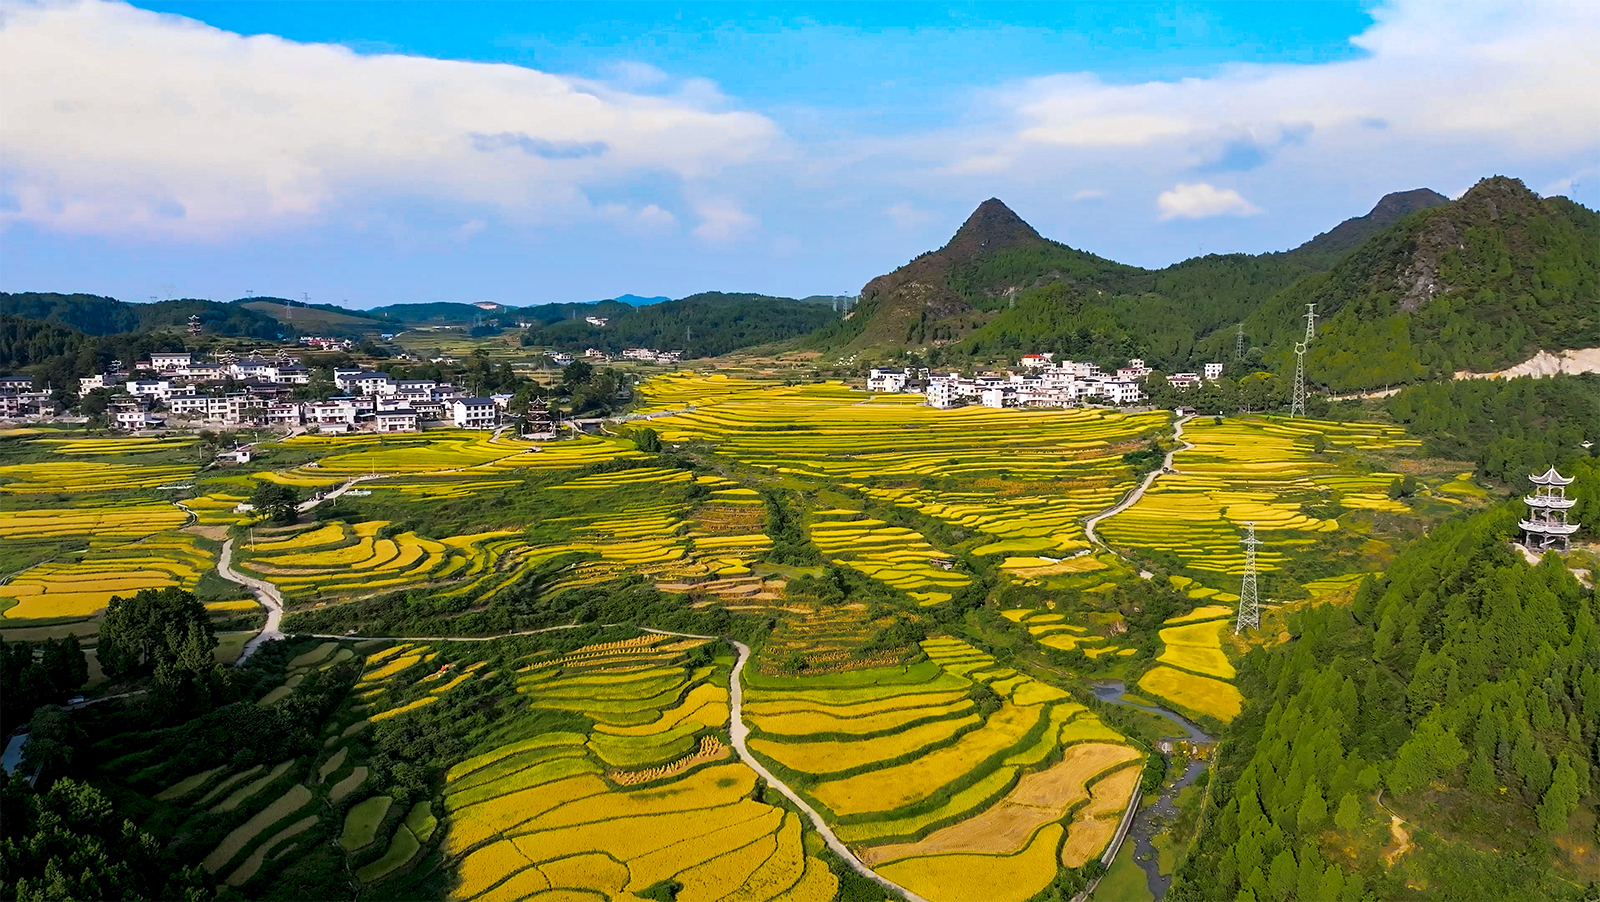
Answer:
[217,538,284,663]
[635,630,925,902]
[1083,414,1194,555]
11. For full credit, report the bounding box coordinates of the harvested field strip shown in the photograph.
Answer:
[225,814,318,887]
[202,784,313,872]
[1060,765,1141,867]
[877,822,1065,902]
[860,742,1141,865]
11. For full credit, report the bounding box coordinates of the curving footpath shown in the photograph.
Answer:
[725,639,928,902]
[217,538,284,663]
[1083,414,1194,553]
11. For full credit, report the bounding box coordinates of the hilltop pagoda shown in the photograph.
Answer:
[1520,466,1579,553]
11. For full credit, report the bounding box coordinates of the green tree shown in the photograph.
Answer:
[96,588,216,682]
[1332,793,1362,832]
[1537,756,1580,833]
[1266,848,1298,902]
[1296,780,1328,834]
[249,480,299,525]
[0,776,209,901]
[633,426,662,454]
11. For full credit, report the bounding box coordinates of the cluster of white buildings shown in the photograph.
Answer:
[73,351,514,433]
[620,348,684,365]
[0,375,57,419]
[298,335,358,352]
[870,354,1225,410]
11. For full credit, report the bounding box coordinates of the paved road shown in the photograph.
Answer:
[723,638,927,902]
[217,538,284,663]
[1083,414,1194,553]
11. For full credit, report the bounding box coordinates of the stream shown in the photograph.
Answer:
[1092,681,1217,901]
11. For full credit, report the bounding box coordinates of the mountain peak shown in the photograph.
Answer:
[944,198,1046,259]
[1289,186,1449,260]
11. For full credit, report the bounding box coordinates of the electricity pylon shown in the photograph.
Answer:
[1235,522,1262,634]
[1235,323,1245,360]
[1291,341,1308,417]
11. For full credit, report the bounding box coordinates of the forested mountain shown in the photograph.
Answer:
[0,292,285,339]
[820,179,1598,389]
[0,313,188,389]
[520,292,837,358]
[1254,177,1600,391]
[1171,506,1600,902]
[1283,188,1450,266]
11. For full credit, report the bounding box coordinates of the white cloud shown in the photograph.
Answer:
[691,198,757,242]
[1071,189,1107,201]
[599,202,678,234]
[886,202,933,229]
[456,218,487,242]
[0,0,779,238]
[1156,183,1262,221]
[1000,1,1600,161]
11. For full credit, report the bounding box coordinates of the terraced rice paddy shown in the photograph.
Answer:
[1,530,213,620]
[275,431,640,481]
[744,637,1142,901]
[0,460,196,493]
[1136,607,1243,722]
[809,510,968,605]
[1098,416,1419,596]
[1000,609,1131,658]
[445,633,835,901]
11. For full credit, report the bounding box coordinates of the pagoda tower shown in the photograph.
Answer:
[1520,466,1579,553]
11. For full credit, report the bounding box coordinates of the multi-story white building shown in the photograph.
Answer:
[1204,362,1224,381]
[125,379,184,401]
[374,410,419,433]
[307,400,360,427]
[114,410,166,430]
[980,387,1010,408]
[867,369,910,393]
[336,371,394,396]
[927,381,963,409]
[149,352,192,372]
[452,397,498,429]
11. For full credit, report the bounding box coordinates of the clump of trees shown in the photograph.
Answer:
[0,637,88,734]
[249,481,299,525]
[98,587,221,710]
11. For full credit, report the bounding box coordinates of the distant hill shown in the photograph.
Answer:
[240,298,385,335]
[1250,176,1600,390]
[521,292,837,359]
[613,294,671,306]
[1285,188,1450,265]
[820,181,1597,388]
[0,292,285,339]
[811,198,1147,352]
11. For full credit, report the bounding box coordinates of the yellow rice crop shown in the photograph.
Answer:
[1137,666,1242,722]
[877,822,1064,902]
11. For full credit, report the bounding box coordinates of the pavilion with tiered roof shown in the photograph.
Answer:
[1520,466,1579,553]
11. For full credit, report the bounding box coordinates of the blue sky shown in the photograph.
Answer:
[2,0,1596,308]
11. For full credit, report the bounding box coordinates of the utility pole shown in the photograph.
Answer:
[1235,522,1261,634]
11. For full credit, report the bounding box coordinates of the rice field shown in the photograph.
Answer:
[0,460,196,493]
[744,636,1142,897]
[1000,609,1132,658]
[443,633,835,901]
[1,530,213,621]
[1098,415,1420,596]
[808,510,969,605]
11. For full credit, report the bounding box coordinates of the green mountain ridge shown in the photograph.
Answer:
[821,178,1598,393]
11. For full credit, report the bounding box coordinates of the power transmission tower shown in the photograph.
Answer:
[1235,323,1245,360]
[1290,303,1316,417]
[1235,522,1262,634]
[1291,341,1308,417]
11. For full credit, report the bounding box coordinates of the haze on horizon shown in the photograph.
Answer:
[1,0,1597,310]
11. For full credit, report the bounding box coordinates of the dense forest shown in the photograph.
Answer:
[520,292,837,358]
[1171,507,1600,902]
[0,293,286,339]
[1387,374,1600,498]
